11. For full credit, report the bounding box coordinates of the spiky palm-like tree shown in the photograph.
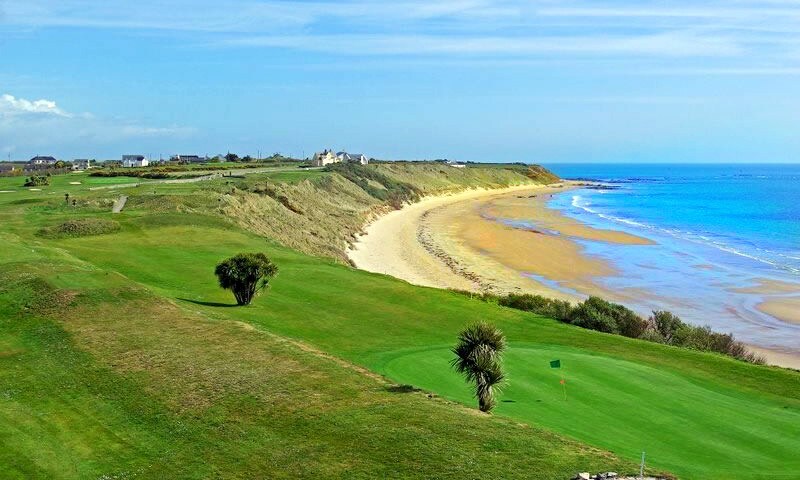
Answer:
[451,323,506,412]
[214,253,278,306]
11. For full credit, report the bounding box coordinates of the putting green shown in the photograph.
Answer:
[380,343,800,479]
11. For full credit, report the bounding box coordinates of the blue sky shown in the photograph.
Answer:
[1,1,799,163]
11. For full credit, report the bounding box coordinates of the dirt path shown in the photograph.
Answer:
[112,195,128,213]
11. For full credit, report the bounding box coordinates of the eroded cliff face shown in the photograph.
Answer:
[220,163,558,262]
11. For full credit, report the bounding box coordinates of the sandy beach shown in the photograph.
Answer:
[348,183,800,369]
[349,182,654,301]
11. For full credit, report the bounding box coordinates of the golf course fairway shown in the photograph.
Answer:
[57,218,800,479]
[380,344,800,479]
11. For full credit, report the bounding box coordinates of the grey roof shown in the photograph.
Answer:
[336,152,366,160]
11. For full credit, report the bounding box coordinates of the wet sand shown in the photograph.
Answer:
[756,297,800,325]
[734,279,800,325]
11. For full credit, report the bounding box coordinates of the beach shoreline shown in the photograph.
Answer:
[348,182,800,370]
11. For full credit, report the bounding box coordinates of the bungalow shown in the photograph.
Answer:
[27,156,57,170]
[72,159,92,170]
[310,149,338,167]
[336,152,369,165]
[122,155,149,168]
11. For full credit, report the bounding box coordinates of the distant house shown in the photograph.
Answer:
[0,163,22,173]
[27,156,58,170]
[336,152,369,165]
[310,149,339,167]
[72,159,92,171]
[122,155,149,168]
[171,155,208,164]
[447,161,466,168]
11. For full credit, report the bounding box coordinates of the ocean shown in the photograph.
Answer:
[542,163,800,353]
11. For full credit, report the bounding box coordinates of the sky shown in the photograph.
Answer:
[1,0,799,163]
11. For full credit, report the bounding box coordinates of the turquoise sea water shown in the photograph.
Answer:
[541,164,800,352]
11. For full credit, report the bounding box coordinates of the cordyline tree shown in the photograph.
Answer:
[451,322,506,413]
[214,253,278,306]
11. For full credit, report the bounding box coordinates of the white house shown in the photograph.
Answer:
[336,152,369,165]
[27,156,57,170]
[72,159,92,170]
[122,155,149,168]
[311,149,338,167]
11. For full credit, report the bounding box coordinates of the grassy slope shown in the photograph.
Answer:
[1,268,622,479]
[0,170,634,479]
[2,167,799,479]
[63,219,799,480]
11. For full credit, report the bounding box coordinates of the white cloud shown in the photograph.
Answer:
[2,1,800,70]
[222,32,741,57]
[0,92,195,155]
[0,93,70,117]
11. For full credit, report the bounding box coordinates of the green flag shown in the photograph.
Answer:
[550,359,561,369]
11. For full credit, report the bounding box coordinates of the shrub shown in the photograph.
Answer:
[214,253,278,306]
[545,299,574,323]
[649,310,684,343]
[567,297,647,338]
[454,291,765,364]
[638,329,667,344]
[497,294,574,323]
[37,218,121,238]
[568,298,620,334]
[24,175,50,187]
[139,172,170,179]
[499,293,552,312]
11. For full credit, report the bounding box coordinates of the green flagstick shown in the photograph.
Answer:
[550,359,567,401]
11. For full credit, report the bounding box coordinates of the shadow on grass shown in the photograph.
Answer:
[386,384,423,394]
[178,298,239,308]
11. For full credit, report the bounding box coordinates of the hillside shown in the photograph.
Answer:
[221,162,555,262]
[1,164,798,479]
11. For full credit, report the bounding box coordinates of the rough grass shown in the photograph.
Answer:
[37,217,121,238]
[0,261,634,479]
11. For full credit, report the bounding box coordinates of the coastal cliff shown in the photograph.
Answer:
[220,162,560,262]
